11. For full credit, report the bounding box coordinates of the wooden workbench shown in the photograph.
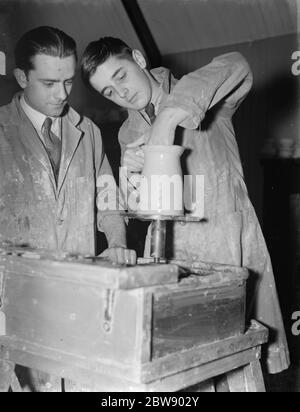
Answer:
[0,246,267,392]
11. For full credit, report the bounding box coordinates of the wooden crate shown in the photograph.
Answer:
[0,246,248,386]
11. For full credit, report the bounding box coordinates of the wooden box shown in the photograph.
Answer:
[0,247,248,389]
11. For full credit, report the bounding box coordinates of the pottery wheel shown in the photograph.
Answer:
[124,212,205,222]
[123,212,206,263]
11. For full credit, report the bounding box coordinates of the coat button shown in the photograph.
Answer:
[56,218,64,226]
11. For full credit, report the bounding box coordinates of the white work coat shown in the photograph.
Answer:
[119,53,290,374]
[0,94,117,255]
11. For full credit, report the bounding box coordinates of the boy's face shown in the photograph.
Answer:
[17,54,76,117]
[89,53,152,111]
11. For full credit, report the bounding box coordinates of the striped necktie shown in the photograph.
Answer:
[42,117,62,183]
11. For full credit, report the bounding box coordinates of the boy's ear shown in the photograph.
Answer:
[132,49,147,69]
[13,68,28,89]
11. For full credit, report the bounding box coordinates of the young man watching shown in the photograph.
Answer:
[0,28,136,266]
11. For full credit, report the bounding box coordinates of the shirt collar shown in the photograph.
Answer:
[20,94,61,135]
[141,78,164,122]
[128,67,175,127]
[141,68,174,118]
[152,81,164,115]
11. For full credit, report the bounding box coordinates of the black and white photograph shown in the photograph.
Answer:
[0,0,299,394]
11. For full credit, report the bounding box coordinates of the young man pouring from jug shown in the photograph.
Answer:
[81,37,289,374]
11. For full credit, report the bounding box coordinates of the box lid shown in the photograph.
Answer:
[0,245,179,290]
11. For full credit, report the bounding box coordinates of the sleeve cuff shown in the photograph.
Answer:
[162,94,205,129]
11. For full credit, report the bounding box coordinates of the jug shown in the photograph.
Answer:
[139,145,185,216]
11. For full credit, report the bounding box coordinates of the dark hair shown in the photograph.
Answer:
[15,26,77,74]
[81,37,132,87]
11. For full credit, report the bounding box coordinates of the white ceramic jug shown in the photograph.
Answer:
[139,145,185,216]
